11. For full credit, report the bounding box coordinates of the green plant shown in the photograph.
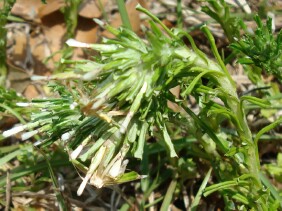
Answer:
[203,0,282,85]
[1,2,282,211]
[231,15,282,83]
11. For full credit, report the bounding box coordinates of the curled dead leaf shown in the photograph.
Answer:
[11,0,43,22]
[78,0,108,19]
[38,0,65,19]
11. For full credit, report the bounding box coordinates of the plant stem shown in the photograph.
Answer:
[117,0,132,30]
[176,0,183,28]
[136,4,176,39]
[56,0,81,73]
[0,0,16,86]
[98,0,108,22]
[64,0,81,39]
[201,27,262,187]
[175,43,265,207]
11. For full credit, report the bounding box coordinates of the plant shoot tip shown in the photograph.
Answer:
[135,3,142,9]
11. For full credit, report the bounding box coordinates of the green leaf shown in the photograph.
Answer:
[0,160,70,187]
[254,117,282,144]
[259,172,282,208]
[0,144,20,154]
[161,123,178,158]
[160,177,178,211]
[240,95,271,108]
[237,57,254,65]
[115,171,145,184]
[79,128,116,161]
[204,180,249,197]
[181,69,222,97]
[190,168,212,211]
[180,105,229,153]
[206,105,243,131]
[156,112,178,158]
[134,122,149,159]
[0,145,31,167]
[127,121,139,143]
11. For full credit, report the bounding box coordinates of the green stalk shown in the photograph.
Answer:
[175,32,265,209]
[117,0,132,30]
[136,4,176,39]
[64,0,81,39]
[0,0,16,86]
[57,0,81,73]
[201,26,235,88]
[206,45,262,198]
[176,0,183,28]
[98,0,108,22]
[202,27,262,182]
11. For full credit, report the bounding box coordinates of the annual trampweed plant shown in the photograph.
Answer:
[1,1,282,210]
